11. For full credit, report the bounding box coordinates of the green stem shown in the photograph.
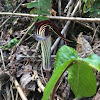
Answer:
[41,35,51,71]
[50,61,77,100]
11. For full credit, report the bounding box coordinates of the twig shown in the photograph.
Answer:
[2,93,6,100]
[64,0,73,13]
[51,0,80,53]
[34,42,40,52]
[41,65,47,84]
[76,21,94,31]
[63,2,73,39]
[10,21,36,55]
[12,55,55,59]
[8,0,14,11]
[0,49,6,68]
[55,94,63,100]
[16,22,35,47]
[66,5,73,17]
[15,92,18,100]
[10,84,14,100]
[58,0,61,16]
[59,5,73,48]
[1,12,100,22]
[6,83,11,100]
[0,0,25,29]
[37,79,45,92]
[34,70,45,92]
[21,3,29,7]
[14,78,28,100]
[92,23,99,43]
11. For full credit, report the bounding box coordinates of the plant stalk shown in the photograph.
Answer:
[41,35,51,79]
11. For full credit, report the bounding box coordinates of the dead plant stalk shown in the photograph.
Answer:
[0,12,100,22]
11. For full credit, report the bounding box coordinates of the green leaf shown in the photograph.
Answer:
[42,46,100,100]
[30,8,40,14]
[0,38,19,49]
[30,6,50,15]
[38,16,49,22]
[34,16,49,22]
[42,58,97,99]
[82,0,100,17]
[27,2,38,8]
[88,0,100,17]
[34,16,40,22]
[82,0,94,14]
[68,60,97,98]
[42,45,100,99]
[42,45,78,100]
[5,38,19,48]
[27,0,52,22]
[54,45,78,70]
[40,8,50,15]
[42,59,75,100]
[83,0,87,3]
[80,54,100,71]
[40,0,52,9]
[40,11,50,15]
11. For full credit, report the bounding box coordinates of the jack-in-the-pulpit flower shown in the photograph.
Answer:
[33,20,70,78]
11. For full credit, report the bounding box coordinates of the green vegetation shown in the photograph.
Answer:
[42,45,100,99]
[82,0,100,17]
[0,38,19,50]
[27,0,52,22]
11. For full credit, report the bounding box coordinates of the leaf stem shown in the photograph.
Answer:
[50,60,77,100]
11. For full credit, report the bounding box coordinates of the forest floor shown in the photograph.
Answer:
[0,0,100,100]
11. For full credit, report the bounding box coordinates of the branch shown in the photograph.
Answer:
[33,70,45,92]
[0,49,6,68]
[0,12,100,22]
[14,79,28,100]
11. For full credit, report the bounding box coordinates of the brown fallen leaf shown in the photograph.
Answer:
[20,73,36,91]
[93,41,100,56]
[94,88,100,100]
[0,70,9,90]
[50,8,57,16]
[76,32,94,57]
